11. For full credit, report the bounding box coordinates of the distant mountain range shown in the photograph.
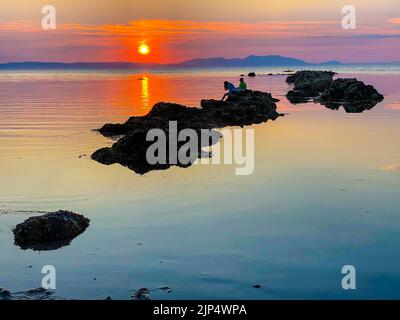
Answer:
[174,55,341,68]
[0,55,358,70]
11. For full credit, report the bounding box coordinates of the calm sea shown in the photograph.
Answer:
[0,65,400,299]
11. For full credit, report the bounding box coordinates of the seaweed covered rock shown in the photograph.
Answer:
[93,90,283,174]
[316,78,384,113]
[286,70,384,112]
[13,210,90,250]
[318,78,384,105]
[286,70,335,103]
[286,70,336,87]
[99,91,281,136]
[100,102,204,137]
[286,90,310,104]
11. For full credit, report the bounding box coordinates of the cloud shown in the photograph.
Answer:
[386,103,400,110]
[0,19,400,63]
[382,164,400,171]
[312,34,400,39]
[388,18,400,25]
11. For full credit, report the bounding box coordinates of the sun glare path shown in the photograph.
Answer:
[141,76,149,109]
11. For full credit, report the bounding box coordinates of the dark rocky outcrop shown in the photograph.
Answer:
[13,210,90,251]
[286,70,384,112]
[248,72,256,77]
[286,89,310,104]
[92,90,283,174]
[286,70,336,87]
[286,70,336,103]
[317,78,384,113]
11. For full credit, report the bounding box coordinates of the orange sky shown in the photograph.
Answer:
[0,0,400,63]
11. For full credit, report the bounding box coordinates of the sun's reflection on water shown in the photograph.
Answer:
[141,75,149,110]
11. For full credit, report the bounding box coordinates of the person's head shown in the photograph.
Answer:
[240,78,245,83]
[224,81,229,90]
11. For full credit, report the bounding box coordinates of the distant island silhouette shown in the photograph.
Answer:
[0,55,343,70]
[1,55,399,70]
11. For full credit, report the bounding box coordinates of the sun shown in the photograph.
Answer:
[138,43,150,55]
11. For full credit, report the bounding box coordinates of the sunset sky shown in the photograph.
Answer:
[1,0,399,63]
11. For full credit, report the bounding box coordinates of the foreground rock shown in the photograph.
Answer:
[286,70,384,112]
[13,210,90,251]
[92,90,283,174]
[0,287,55,300]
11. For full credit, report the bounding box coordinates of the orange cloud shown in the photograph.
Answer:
[0,19,342,63]
[386,103,400,110]
[1,19,400,63]
[382,164,400,172]
[388,18,400,24]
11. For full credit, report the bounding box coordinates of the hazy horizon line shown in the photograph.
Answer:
[1,54,400,66]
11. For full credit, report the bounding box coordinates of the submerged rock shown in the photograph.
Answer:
[0,288,11,299]
[286,70,384,112]
[13,210,90,251]
[132,288,151,300]
[93,90,283,174]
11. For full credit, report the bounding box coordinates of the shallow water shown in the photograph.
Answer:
[0,67,400,299]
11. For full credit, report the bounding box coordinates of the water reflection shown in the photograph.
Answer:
[92,128,223,175]
[286,96,383,113]
[140,76,149,110]
[14,239,75,251]
[318,100,382,113]
[1,70,400,299]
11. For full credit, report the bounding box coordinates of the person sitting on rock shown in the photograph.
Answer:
[222,81,239,101]
[239,78,247,90]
